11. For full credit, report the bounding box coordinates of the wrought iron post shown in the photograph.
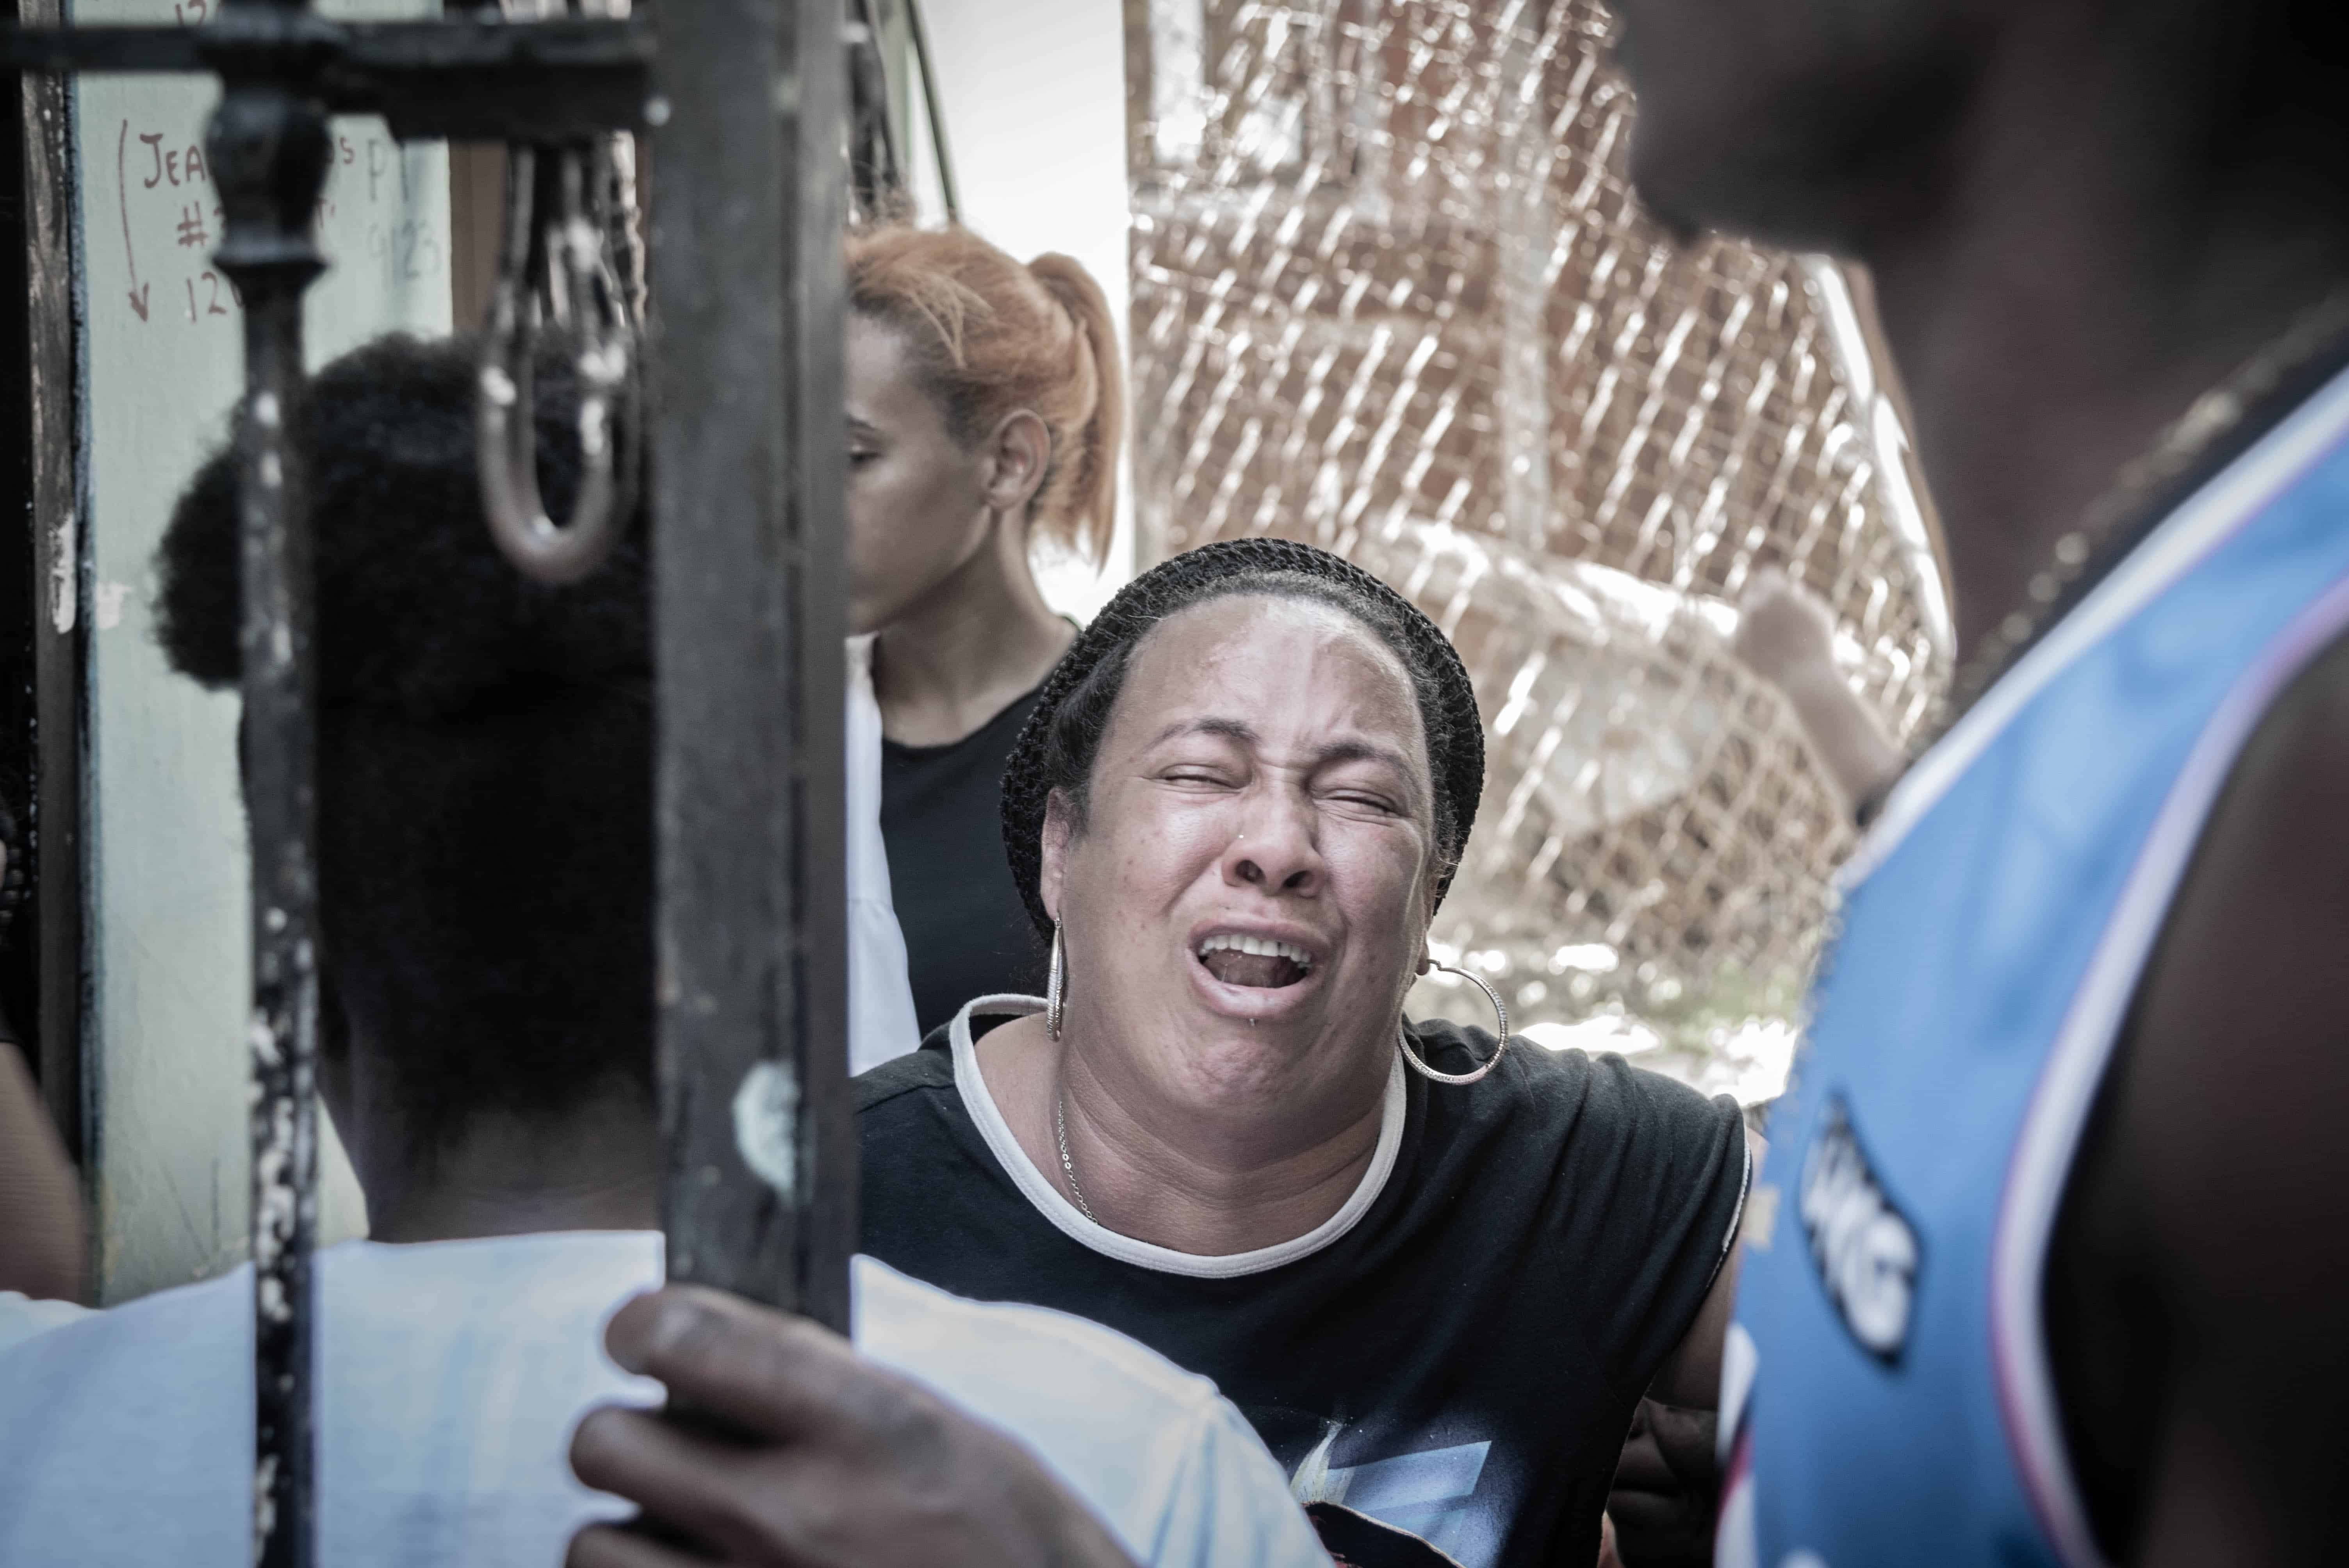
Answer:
[203,7,333,1561]
[3,11,654,1564]
[784,0,857,1334]
[8,0,87,1174]
[649,0,854,1329]
[0,0,880,1552]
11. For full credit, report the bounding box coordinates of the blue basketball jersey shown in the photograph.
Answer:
[1718,367,2349,1568]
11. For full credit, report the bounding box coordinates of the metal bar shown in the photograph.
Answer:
[846,0,901,218]
[0,3,696,1560]
[205,8,331,1559]
[0,21,205,72]
[0,16,651,141]
[902,0,957,222]
[234,300,320,1568]
[329,17,652,141]
[7,0,88,1176]
[650,0,854,1327]
[0,13,638,70]
[786,0,855,1335]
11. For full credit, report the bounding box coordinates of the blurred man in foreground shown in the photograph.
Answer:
[1614,0,2349,1562]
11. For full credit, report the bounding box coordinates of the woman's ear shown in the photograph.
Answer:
[982,408,1052,517]
[1413,863,1444,975]
[1039,788,1076,923]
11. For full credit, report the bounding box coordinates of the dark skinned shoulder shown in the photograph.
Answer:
[2048,627,2349,1568]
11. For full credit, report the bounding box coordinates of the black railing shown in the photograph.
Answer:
[0,0,886,1561]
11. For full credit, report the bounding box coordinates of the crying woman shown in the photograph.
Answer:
[855,537,1753,1568]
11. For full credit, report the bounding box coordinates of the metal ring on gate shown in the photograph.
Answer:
[476,144,638,585]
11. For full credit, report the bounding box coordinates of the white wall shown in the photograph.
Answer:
[916,0,1137,618]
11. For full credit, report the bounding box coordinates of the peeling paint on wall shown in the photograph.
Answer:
[49,509,76,634]
[91,581,129,630]
[730,1060,800,1201]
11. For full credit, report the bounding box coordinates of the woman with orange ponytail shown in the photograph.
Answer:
[842,226,1126,1067]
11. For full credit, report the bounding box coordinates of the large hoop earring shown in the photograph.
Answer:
[1398,961,1511,1085]
[1046,919,1066,1041]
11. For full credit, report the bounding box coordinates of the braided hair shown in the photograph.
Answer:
[999,537,1485,937]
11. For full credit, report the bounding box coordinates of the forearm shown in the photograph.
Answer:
[1606,1399,1723,1568]
[1646,1245,1736,1409]
[1771,662,1904,818]
[1647,1129,1764,1411]
[0,1041,85,1302]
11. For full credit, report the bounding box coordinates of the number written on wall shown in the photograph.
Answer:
[112,116,444,328]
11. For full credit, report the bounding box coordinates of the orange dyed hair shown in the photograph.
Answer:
[845,225,1125,565]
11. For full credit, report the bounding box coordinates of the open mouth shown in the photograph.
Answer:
[1196,933,1314,989]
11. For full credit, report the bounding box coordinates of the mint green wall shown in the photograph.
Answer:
[74,0,453,1302]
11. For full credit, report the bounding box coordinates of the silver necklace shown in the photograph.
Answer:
[1054,1087,1099,1224]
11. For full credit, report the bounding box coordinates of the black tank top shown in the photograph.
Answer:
[879,682,1050,1035]
[857,1012,1750,1568]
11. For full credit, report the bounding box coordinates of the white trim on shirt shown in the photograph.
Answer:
[947,994,1407,1280]
[1709,1121,1754,1290]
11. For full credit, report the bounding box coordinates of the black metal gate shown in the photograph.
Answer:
[0,4,883,1560]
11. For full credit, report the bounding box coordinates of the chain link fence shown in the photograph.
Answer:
[1124,0,1952,1101]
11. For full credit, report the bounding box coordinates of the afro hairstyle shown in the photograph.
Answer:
[155,331,655,1154]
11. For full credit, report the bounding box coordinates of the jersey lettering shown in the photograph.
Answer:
[1798,1098,1919,1362]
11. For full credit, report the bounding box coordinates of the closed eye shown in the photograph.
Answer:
[1326,788,1404,814]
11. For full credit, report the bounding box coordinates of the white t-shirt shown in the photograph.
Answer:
[0,1235,1329,1568]
[846,633,924,1073]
